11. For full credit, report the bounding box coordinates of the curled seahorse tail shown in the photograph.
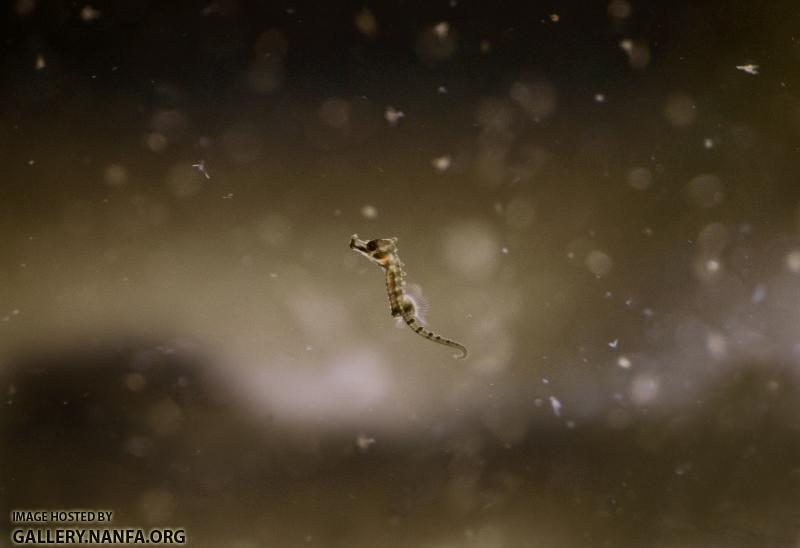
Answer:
[403,314,468,360]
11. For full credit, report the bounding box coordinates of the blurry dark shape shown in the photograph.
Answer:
[15,0,36,17]
[686,174,724,208]
[664,92,698,128]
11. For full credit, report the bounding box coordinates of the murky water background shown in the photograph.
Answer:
[3,1,800,546]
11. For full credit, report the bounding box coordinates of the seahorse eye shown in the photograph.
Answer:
[366,240,378,252]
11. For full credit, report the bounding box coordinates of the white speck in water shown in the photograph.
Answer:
[356,434,376,451]
[549,396,562,417]
[35,54,46,70]
[433,21,450,39]
[191,160,211,179]
[608,339,619,348]
[703,137,714,149]
[432,155,451,172]
[594,93,605,103]
[674,462,692,475]
[501,247,509,254]
[222,193,234,199]
[617,355,632,369]
[384,106,405,127]
[542,378,549,384]
[705,259,721,273]
[736,64,759,75]
[437,85,448,94]
[549,13,560,22]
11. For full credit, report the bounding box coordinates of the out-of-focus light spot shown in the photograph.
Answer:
[751,284,767,303]
[664,93,697,128]
[437,85,448,94]
[703,137,714,149]
[222,125,264,164]
[384,106,405,127]
[480,40,492,54]
[256,212,291,246]
[319,97,351,129]
[417,23,458,64]
[617,355,632,369]
[432,155,452,172]
[674,462,692,476]
[80,4,100,21]
[103,163,128,187]
[585,249,613,278]
[686,174,724,208]
[246,60,283,93]
[620,39,650,69]
[434,21,450,39]
[608,0,632,19]
[165,163,202,198]
[786,250,800,273]
[630,373,659,405]
[706,332,728,359]
[360,205,378,219]
[125,373,146,392]
[594,93,606,103]
[442,221,498,280]
[505,198,535,229]
[145,133,167,152]
[608,339,619,348]
[138,489,175,524]
[146,397,183,436]
[355,8,378,37]
[125,436,153,458]
[705,259,721,273]
[549,13,560,22]
[627,167,652,190]
[35,54,45,70]
[510,81,557,121]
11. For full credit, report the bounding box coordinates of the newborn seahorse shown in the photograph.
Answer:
[350,234,468,359]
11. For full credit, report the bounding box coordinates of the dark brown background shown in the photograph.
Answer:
[3,1,800,546]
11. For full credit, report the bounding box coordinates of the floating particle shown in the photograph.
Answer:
[103,164,128,187]
[736,64,759,75]
[35,54,45,70]
[80,4,100,21]
[619,39,633,53]
[586,249,613,277]
[437,85,448,94]
[703,137,714,149]
[549,396,562,417]
[433,21,450,39]
[549,13,560,22]
[222,193,234,199]
[432,155,451,172]
[501,247,509,254]
[354,7,378,37]
[191,160,211,180]
[356,434,376,451]
[594,93,606,103]
[617,355,632,369]
[27,159,35,166]
[608,339,619,348]
[480,40,492,54]
[384,106,405,127]
[15,0,36,17]
[361,204,378,219]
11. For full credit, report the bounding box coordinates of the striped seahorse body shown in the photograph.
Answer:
[350,234,468,359]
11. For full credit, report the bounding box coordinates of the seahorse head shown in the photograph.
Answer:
[350,234,398,267]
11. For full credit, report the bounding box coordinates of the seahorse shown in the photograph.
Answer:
[350,234,468,359]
